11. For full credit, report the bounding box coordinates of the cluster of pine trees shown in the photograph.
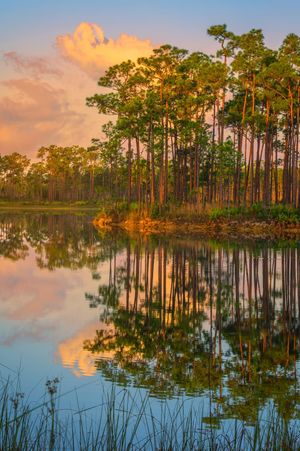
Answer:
[0,146,104,201]
[1,25,300,208]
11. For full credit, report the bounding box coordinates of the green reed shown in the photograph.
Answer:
[0,377,299,451]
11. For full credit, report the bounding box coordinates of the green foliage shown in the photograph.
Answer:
[268,204,300,222]
[149,202,161,219]
[128,201,139,213]
[208,203,300,223]
[249,203,300,222]
[209,206,245,220]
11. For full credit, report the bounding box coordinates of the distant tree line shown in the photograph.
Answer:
[2,25,300,208]
[0,146,114,202]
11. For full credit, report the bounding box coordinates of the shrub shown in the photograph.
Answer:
[149,202,160,219]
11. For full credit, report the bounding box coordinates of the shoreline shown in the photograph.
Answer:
[0,202,101,212]
[1,204,300,239]
[92,215,300,240]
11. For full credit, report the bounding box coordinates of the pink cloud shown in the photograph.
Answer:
[0,78,85,156]
[0,79,70,122]
[0,22,155,156]
[3,52,62,78]
[0,253,101,346]
[0,254,68,321]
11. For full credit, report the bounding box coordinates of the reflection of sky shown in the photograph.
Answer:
[0,246,101,399]
[0,216,299,442]
[0,247,128,430]
[0,234,297,388]
[0,236,212,436]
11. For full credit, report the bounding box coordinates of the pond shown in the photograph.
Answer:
[0,212,299,448]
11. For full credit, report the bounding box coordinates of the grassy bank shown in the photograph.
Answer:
[2,201,300,238]
[0,200,102,212]
[0,379,299,451]
[93,203,300,239]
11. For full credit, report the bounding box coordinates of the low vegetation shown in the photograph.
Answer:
[0,379,299,451]
[94,201,300,230]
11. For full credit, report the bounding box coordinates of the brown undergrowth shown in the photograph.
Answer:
[93,212,300,240]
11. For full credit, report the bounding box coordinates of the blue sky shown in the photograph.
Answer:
[1,0,300,55]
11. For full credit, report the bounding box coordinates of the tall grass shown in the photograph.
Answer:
[207,203,300,222]
[0,378,299,450]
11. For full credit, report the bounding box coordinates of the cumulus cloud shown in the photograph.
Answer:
[56,22,154,77]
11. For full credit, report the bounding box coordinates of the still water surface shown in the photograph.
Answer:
[0,212,299,435]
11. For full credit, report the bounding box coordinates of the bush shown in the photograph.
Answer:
[209,206,245,220]
[128,202,139,213]
[149,202,160,219]
[268,204,300,223]
[208,203,300,224]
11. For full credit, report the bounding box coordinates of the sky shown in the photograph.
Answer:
[1,0,300,157]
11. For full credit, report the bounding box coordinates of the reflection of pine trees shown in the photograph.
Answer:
[84,236,300,422]
[0,214,29,260]
[0,213,126,270]
[1,213,299,423]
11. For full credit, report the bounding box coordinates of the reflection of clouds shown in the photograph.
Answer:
[0,251,68,321]
[1,322,56,346]
[0,250,101,346]
[58,322,116,378]
[58,323,99,377]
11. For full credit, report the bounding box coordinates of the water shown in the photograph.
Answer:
[0,212,299,441]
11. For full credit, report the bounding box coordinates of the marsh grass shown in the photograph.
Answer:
[0,378,299,450]
[95,201,300,227]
